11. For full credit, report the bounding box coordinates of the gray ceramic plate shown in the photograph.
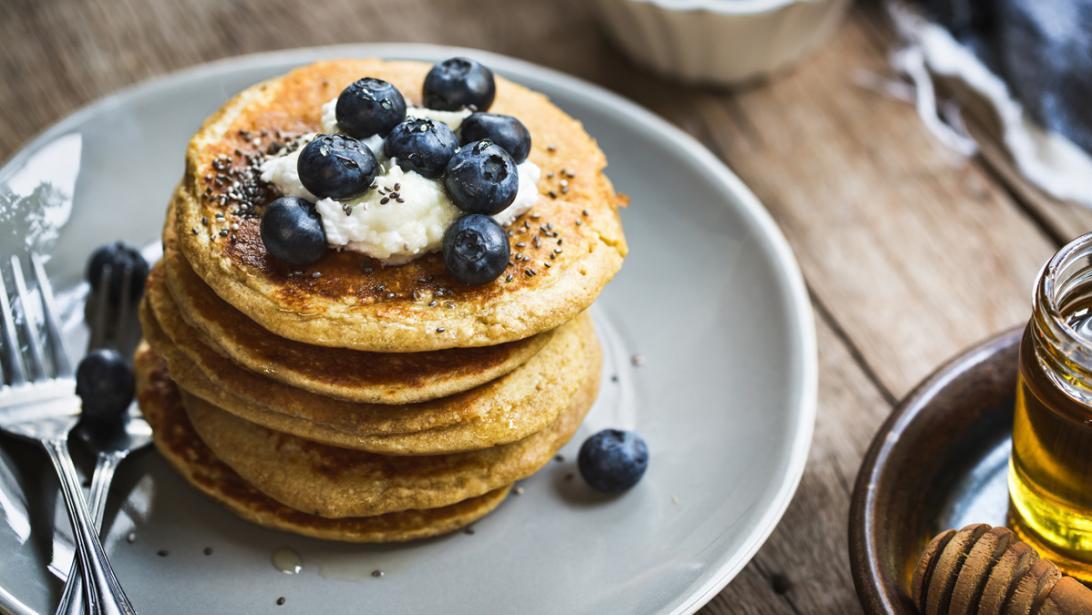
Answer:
[0,45,815,615]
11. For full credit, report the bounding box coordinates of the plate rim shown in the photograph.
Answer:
[0,43,817,615]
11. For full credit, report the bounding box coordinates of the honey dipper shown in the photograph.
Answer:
[911,524,1091,615]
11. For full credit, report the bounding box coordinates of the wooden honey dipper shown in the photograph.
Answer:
[911,524,1092,615]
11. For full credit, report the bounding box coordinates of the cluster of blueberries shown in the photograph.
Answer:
[260,57,533,285]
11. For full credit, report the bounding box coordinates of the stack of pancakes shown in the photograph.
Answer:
[135,60,627,542]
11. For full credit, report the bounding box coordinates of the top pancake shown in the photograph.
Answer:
[160,222,551,404]
[175,59,627,353]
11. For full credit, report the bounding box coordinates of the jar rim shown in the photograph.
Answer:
[1038,232,1092,346]
[1031,232,1092,406]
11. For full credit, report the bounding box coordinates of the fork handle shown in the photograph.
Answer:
[56,453,123,615]
[42,439,136,615]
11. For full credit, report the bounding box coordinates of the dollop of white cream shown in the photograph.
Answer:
[259,136,317,200]
[316,165,458,264]
[261,103,539,264]
[496,161,541,227]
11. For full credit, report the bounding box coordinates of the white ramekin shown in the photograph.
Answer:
[593,0,851,87]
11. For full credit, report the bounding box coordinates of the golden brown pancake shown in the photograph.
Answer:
[140,288,602,455]
[175,59,626,353]
[158,231,551,404]
[134,345,510,543]
[181,367,596,518]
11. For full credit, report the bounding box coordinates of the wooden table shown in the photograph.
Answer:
[3,0,1088,612]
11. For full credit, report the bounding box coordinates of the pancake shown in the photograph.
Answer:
[182,363,596,518]
[174,59,626,353]
[159,230,551,404]
[140,288,602,455]
[134,345,510,543]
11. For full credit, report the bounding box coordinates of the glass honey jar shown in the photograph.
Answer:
[1010,233,1092,582]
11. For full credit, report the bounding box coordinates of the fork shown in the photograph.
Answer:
[0,254,135,615]
[55,262,151,615]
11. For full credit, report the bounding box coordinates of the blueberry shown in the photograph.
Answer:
[578,429,649,493]
[459,113,532,163]
[443,140,519,215]
[335,78,407,139]
[423,57,496,111]
[442,214,510,285]
[296,134,378,200]
[260,197,327,266]
[76,349,134,423]
[384,118,458,179]
[86,242,149,304]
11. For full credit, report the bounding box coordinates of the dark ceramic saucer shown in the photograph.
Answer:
[849,327,1022,614]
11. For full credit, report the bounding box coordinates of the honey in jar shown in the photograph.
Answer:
[1010,233,1092,583]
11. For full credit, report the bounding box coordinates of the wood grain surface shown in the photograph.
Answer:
[2,0,1087,612]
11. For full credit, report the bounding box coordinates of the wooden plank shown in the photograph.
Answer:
[630,7,1056,398]
[938,78,1092,244]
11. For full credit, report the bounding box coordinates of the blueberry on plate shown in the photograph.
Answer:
[86,242,149,304]
[578,429,649,493]
[296,134,378,200]
[444,140,519,215]
[442,214,510,285]
[423,57,496,111]
[335,77,407,139]
[76,349,135,423]
[459,113,532,164]
[260,196,327,266]
[384,118,458,179]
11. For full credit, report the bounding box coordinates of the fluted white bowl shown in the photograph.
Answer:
[594,0,851,86]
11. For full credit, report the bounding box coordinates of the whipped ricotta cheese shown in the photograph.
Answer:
[260,101,539,264]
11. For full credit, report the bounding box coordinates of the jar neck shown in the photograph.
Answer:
[1029,233,1092,407]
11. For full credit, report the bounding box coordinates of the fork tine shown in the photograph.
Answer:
[31,254,72,377]
[89,264,111,351]
[10,256,47,381]
[115,264,133,357]
[0,268,26,386]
